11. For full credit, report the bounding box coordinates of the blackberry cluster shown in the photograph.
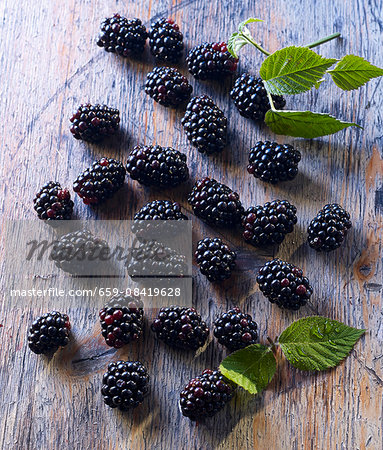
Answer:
[69,104,120,142]
[247,141,301,184]
[308,204,352,252]
[73,157,126,205]
[195,238,237,282]
[181,95,227,155]
[230,73,286,121]
[148,18,184,62]
[257,259,313,310]
[242,200,297,247]
[33,181,74,221]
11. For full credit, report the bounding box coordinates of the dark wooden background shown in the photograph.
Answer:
[1,0,383,449]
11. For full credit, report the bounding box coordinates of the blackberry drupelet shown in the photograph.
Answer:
[186,42,238,80]
[33,181,74,221]
[126,145,189,188]
[151,306,209,350]
[256,258,313,310]
[242,200,297,247]
[195,238,236,282]
[308,203,352,252]
[101,360,149,410]
[70,104,120,142]
[230,73,286,121]
[181,95,227,155]
[73,157,126,205]
[28,311,71,355]
[148,18,184,62]
[188,177,243,226]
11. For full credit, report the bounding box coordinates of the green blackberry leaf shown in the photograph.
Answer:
[279,317,365,371]
[238,17,263,32]
[219,344,276,394]
[228,18,263,58]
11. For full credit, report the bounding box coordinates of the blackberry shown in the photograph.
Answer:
[256,258,313,310]
[151,306,209,351]
[242,200,297,247]
[195,238,236,282]
[148,18,184,62]
[101,360,149,410]
[188,177,243,226]
[213,307,258,351]
[230,73,286,121]
[308,203,352,252]
[180,369,234,421]
[73,157,126,205]
[33,181,73,221]
[97,14,148,57]
[126,145,189,188]
[70,104,120,142]
[28,311,71,355]
[181,95,227,155]
[247,141,301,184]
[186,42,238,80]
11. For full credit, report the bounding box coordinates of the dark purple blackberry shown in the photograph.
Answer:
[69,104,120,142]
[186,42,238,80]
[213,307,258,351]
[101,360,149,410]
[188,177,244,226]
[151,306,209,350]
[73,157,126,205]
[97,14,148,57]
[181,95,227,155]
[28,311,71,355]
[230,73,286,121]
[134,200,187,221]
[126,145,189,187]
[256,258,313,310]
[242,200,297,247]
[308,204,352,252]
[195,238,236,282]
[148,18,184,62]
[180,369,234,421]
[33,181,74,221]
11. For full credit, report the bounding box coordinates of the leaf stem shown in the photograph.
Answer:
[267,336,277,353]
[305,32,341,49]
[241,33,271,56]
[265,87,276,111]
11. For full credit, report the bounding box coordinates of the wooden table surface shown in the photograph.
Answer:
[1,0,383,449]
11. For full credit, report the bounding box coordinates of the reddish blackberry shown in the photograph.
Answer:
[151,306,209,350]
[186,42,238,80]
[28,311,71,355]
[308,203,352,252]
[195,238,236,282]
[230,73,286,121]
[73,157,126,205]
[126,145,189,188]
[101,360,149,410]
[69,104,120,142]
[181,95,227,155]
[213,308,258,351]
[242,200,297,247]
[33,181,73,221]
[188,177,243,226]
[97,14,148,57]
[256,258,313,310]
[180,369,234,420]
[148,18,184,62]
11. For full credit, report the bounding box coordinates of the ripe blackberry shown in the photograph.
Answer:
[242,200,297,247]
[28,311,71,355]
[151,306,209,351]
[33,181,73,221]
[195,238,236,282]
[148,18,184,62]
[97,14,148,57]
[73,157,126,205]
[256,258,313,310]
[126,145,189,188]
[247,141,301,184]
[101,360,149,410]
[180,369,234,420]
[230,73,286,121]
[69,104,120,142]
[181,95,227,155]
[213,308,258,351]
[308,203,352,252]
[186,42,238,80]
